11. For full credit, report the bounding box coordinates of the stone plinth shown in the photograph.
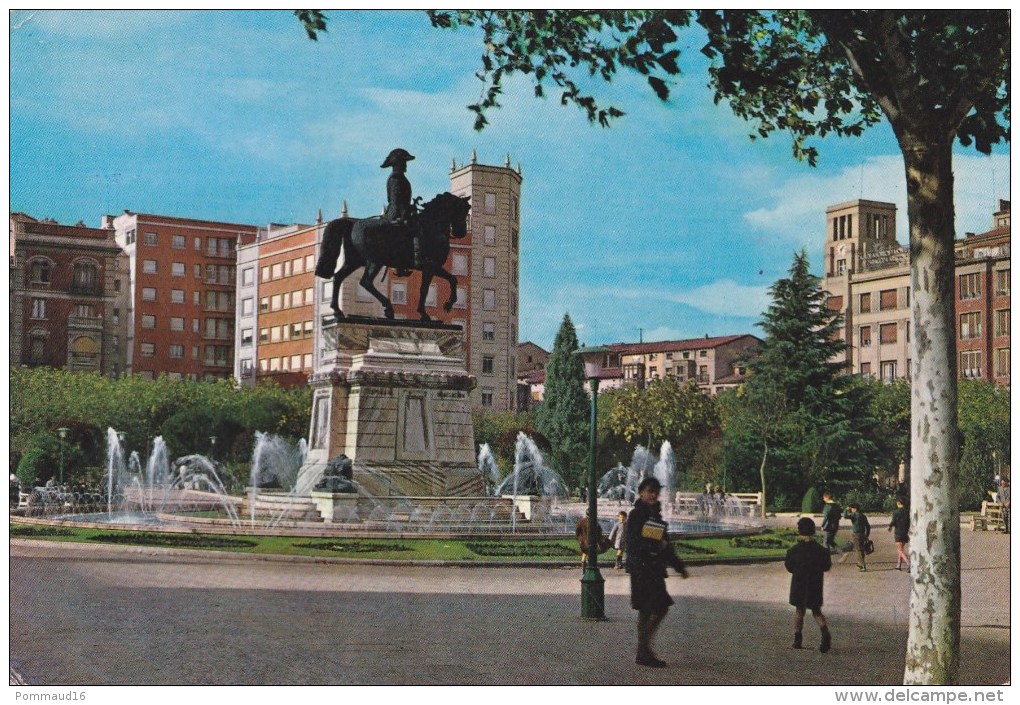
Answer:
[295,317,481,497]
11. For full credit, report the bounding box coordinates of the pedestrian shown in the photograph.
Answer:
[998,478,1010,533]
[608,510,628,569]
[575,514,604,569]
[887,498,910,570]
[839,503,871,571]
[820,492,841,553]
[785,517,833,653]
[626,476,688,668]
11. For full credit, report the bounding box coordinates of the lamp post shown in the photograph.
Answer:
[575,346,612,620]
[56,427,69,486]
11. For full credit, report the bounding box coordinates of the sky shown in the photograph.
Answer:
[9,10,1011,351]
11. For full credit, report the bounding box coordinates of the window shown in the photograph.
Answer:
[303,353,313,369]
[193,291,201,305]
[960,312,982,340]
[995,309,1010,337]
[169,344,184,359]
[194,237,202,251]
[171,289,185,304]
[142,287,157,301]
[880,323,897,344]
[141,259,157,274]
[484,192,497,214]
[452,253,468,276]
[170,317,184,332]
[192,346,200,360]
[481,389,494,407]
[391,281,407,305]
[293,257,304,274]
[140,343,155,357]
[112,308,120,325]
[242,298,254,316]
[959,272,981,300]
[484,225,496,246]
[283,261,291,278]
[483,256,496,278]
[483,289,496,310]
[241,328,253,346]
[859,293,872,313]
[305,254,315,271]
[455,285,468,309]
[172,235,185,249]
[995,269,1010,296]
[271,294,282,311]
[28,259,52,287]
[482,322,495,341]
[511,195,518,220]
[291,323,303,340]
[261,266,270,282]
[193,319,200,333]
[425,284,438,307]
[272,263,283,279]
[995,348,1009,378]
[836,259,846,276]
[860,362,872,378]
[860,326,872,347]
[144,232,157,246]
[125,229,136,245]
[881,360,898,382]
[271,326,281,342]
[141,315,156,329]
[960,350,982,378]
[259,328,269,343]
[699,350,708,357]
[242,267,254,286]
[827,295,843,312]
[291,355,302,370]
[482,355,494,374]
[292,290,303,307]
[879,289,898,310]
[260,298,269,312]
[30,298,46,319]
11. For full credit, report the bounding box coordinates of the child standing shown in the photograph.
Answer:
[785,517,833,653]
[608,511,628,569]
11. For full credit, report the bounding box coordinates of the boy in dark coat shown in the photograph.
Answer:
[626,477,688,668]
[785,517,832,653]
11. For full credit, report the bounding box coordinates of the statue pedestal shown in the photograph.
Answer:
[295,317,481,497]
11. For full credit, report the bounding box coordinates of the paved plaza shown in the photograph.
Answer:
[9,519,1010,686]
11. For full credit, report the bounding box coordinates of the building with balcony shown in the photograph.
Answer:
[821,199,1010,386]
[10,213,128,376]
[104,211,258,380]
[521,334,761,403]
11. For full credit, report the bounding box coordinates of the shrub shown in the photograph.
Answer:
[292,541,413,553]
[466,541,579,557]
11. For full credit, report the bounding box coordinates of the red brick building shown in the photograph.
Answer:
[10,213,128,376]
[104,211,257,380]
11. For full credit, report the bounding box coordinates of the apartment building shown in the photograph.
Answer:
[522,334,761,403]
[240,155,523,410]
[235,218,324,387]
[105,211,258,380]
[10,213,129,376]
[820,199,1010,386]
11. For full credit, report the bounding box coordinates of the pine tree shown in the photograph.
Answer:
[729,251,876,511]
[536,314,591,490]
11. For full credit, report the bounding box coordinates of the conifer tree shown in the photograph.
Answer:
[728,251,876,512]
[536,314,591,490]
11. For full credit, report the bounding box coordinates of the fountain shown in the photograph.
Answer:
[477,443,501,496]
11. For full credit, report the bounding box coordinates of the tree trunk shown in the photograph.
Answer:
[901,137,961,685]
[759,442,768,520]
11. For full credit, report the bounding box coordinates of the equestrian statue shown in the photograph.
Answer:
[315,148,471,321]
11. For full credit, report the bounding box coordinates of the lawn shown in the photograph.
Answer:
[9,522,799,563]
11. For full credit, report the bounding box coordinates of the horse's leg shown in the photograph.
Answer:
[360,263,394,319]
[434,265,459,313]
[417,270,434,321]
[330,259,360,319]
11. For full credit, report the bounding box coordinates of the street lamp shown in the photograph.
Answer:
[575,346,612,620]
[56,427,69,486]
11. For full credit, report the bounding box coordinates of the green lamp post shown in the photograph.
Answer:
[575,346,612,620]
[56,427,69,486]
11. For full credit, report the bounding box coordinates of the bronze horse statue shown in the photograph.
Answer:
[314,192,471,321]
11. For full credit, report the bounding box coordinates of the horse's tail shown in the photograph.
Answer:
[314,218,355,279]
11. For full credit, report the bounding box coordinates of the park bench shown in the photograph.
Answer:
[972,501,1004,531]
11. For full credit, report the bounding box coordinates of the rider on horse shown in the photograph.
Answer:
[381,148,424,271]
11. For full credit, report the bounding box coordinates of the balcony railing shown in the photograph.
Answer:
[68,315,103,330]
[203,358,232,368]
[70,283,103,297]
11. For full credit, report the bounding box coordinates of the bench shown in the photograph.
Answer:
[973,502,1005,531]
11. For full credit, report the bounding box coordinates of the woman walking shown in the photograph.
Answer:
[888,498,910,570]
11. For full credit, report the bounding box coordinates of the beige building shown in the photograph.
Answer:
[821,199,1010,386]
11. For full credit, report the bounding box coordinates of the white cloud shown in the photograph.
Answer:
[578,279,770,319]
[743,152,1010,248]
